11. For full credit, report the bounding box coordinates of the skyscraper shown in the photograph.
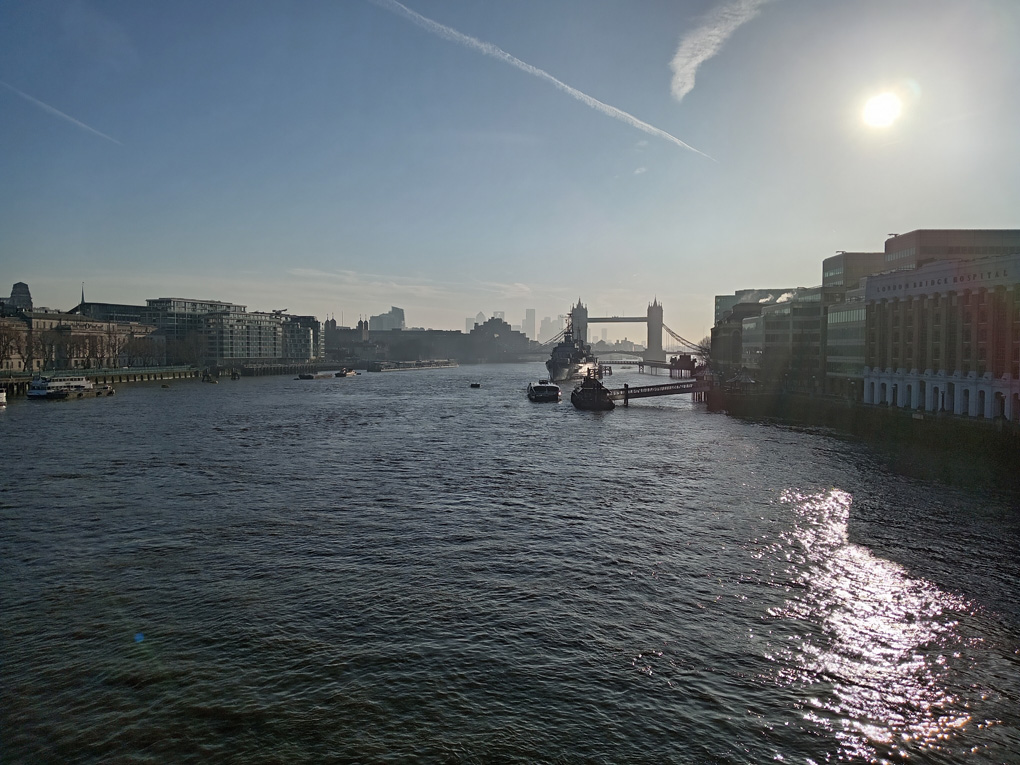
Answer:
[524,308,536,340]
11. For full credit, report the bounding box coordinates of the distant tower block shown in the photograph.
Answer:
[646,299,664,362]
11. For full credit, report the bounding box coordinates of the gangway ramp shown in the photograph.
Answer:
[607,380,697,406]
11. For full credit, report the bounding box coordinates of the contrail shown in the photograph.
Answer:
[1,80,121,145]
[670,0,772,102]
[370,0,711,159]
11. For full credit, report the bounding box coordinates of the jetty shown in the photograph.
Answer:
[570,376,709,410]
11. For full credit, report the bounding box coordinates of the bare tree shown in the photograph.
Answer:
[104,328,124,368]
[695,334,712,364]
[0,323,20,372]
[12,326,30,372]
[33,330,60,372]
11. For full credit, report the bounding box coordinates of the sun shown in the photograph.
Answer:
[862,92,902,128]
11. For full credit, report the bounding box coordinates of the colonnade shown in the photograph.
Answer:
[863,367,1020,421]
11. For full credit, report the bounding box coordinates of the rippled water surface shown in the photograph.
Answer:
[2,364,1018,763]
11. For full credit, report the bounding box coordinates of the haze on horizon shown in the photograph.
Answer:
[2,0,1017,342]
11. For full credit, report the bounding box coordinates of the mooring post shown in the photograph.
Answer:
[623,383,629,407]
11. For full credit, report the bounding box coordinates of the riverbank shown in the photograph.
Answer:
[0,366,201,398]
[707,389,1020,489]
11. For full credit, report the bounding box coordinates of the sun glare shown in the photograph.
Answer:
[862,92,902,128]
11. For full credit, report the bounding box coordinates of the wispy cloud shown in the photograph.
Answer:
[371,0,710,159]
[633,167,647,175]
[670,0,772,102]
[287,267,453,302]
[0,80,121,145]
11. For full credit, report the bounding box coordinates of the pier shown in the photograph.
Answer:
[571,376,710,409]
[614,380,692,405]
[612,378,710,405]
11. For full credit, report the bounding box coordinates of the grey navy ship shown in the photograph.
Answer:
[545,322,598,382]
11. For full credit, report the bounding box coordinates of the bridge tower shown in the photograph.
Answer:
[570,299,589,344]
[645,299,665,362]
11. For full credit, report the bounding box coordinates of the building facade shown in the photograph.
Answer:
[883,230,1020,271]
[0,310,160,372]
[824,287,866,398]
[204,310,287,366]
[863,254,1020,420]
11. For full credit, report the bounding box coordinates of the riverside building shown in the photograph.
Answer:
[738,288,824,392]
[862,253,1020,420]
[820,252,885,398]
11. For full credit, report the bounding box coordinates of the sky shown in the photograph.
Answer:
[2,0,1018,343]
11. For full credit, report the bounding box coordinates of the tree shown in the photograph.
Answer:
[37,329,61,371]
[694,335,712,364]
[11,326,30,372]
[0,322,22,372]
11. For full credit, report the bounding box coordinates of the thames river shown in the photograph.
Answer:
[2,364,1018,763]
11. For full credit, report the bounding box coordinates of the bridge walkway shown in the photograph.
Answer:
[604,379,709,405]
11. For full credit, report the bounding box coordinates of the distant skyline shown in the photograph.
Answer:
[2,0,1018,342]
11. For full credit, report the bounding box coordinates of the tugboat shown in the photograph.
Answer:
[527,379,561,402]
[570,371,615,411]
[545,321,598,382]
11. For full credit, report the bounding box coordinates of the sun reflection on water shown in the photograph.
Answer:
[763,489,977,762]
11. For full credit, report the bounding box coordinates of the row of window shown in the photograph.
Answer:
[828,308,866,325]
[886,247,916,262]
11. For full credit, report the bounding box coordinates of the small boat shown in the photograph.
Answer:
[470,382,481,388]
[297,373,315,380]
[0,389,6,406]
[570,373,615,411]
[527,379,561,402]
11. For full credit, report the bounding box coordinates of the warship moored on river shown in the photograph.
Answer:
[545,322,598,382]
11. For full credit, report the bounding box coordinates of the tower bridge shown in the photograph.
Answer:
[568,299,700,362]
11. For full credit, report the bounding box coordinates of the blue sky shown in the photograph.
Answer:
[2,0,1018,341]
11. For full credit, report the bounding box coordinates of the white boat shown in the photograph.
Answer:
[527,379,561,402]
[27,375,94,400]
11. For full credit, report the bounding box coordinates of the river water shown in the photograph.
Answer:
[2,363,1018,763]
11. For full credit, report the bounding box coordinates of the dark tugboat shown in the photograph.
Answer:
[570,371,615,410]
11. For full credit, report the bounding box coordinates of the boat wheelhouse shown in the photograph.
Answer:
[527,379,561,402]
